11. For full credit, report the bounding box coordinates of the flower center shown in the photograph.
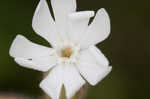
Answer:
[55,43,80,64]
[61,47,72,58]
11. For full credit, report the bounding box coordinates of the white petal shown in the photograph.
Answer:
[51,0,76,41]
[80,8,110,49]
[68,11,95,43]
[77,62,112,86]
[32,0,61,47]
[88,46,109,66]
[40,65,85,99]
[40,66,63,99]
[63,64,85,99]
[9,35,53,59]
[79,46,109,66]
[15,55,57,72]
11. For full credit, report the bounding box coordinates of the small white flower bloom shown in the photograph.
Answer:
[9,0,112,99]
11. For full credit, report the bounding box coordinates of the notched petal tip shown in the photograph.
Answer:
[9,35,25,58]
[89,46,110,66]
[68,11,95,20]
[98,8,109,17]
[98,8,107,13]
[98,8,111,34]
[80,8,111,49]
[32,0,61,47]
[39,66,63,99]
[91,66,112,86]
[32,0,48,28]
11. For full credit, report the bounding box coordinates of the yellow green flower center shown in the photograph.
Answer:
[61,47,72,58]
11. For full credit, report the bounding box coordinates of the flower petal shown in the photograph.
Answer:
[68,11,95,43]
[15,56,56,72]
[40,65,85,99]
[79,46,109,66]
[80,8,110,49]
[9,35,53,59]
[51,0,77,41]
[63,64,85,99]
[32,0,61,47]
[77,62,112,86]
[88,46,109,66]
[40,66,63,99]
[78,46,111,85]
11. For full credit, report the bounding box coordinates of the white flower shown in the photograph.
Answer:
[9,0,112,99]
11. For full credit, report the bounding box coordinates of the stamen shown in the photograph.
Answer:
[61,47,72,58]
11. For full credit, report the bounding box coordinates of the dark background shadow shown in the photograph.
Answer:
[0,0,149,99]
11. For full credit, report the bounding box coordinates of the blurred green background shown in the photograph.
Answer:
[0,0,149,99]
